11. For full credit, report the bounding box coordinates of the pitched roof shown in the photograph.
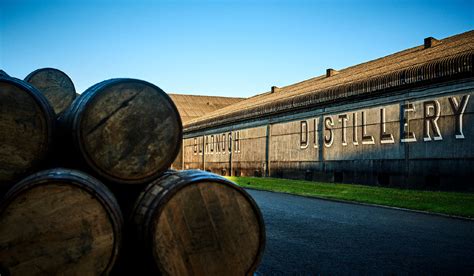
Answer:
[169,94,244,123]
[185,30,474,132]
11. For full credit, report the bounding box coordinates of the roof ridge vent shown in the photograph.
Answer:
[271,86,280,93]
[424,37,439,49]
[326,68,338,77]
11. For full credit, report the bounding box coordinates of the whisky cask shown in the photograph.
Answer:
[0,168,123,275]
[62,78,182,184]
[0,77,55,185]
[25,68,76,116]
[132,170,265,276]
[0,70,9,77]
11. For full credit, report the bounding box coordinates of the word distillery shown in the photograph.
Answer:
[300,94,470,148]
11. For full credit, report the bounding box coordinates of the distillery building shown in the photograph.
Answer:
[169,94,244,168]
[169,94,244,124]
[179,30,474,190]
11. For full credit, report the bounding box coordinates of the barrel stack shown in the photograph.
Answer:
[0,69,265,275]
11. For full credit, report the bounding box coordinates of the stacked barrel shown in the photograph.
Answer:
[0,69,265,275]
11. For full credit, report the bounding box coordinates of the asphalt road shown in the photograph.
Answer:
[247,189,474,275]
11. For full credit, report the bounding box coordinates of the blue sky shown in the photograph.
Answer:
[1,0,473,97]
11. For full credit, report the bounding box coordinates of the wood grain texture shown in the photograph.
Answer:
[0,70,10,77]
[0,78,54,185]
[66,79,182,184]
[0,169,122,275]
[25,68,76,116]
[132,170,265,275]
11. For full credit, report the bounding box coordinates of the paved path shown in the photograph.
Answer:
[247,189,474,275]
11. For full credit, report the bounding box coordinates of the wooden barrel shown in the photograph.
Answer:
[132,170,265,275]
[0,70,10,77]
[0,77,55,186]
[0,168,123,275]
[25,68,76,116]
[62,78,182,184]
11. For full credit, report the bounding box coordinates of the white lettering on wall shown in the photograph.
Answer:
[361,111,375,145]
[300,120,309,149]
[380,108,395,144]
[448,95,470,139]
[401,103,417,143]
[339,114,348,146]
[324,116,334,147]
[352,112,359,146]
[313,118,319,148]
[423,100,443,141]
[191,94,471,155]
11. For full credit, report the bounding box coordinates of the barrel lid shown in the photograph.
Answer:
[25,68,76,116]
[0,70,10,77]
[0,168,123,275]
[0,77,55,185]
[136,170,265,275]
[70,78,182,184]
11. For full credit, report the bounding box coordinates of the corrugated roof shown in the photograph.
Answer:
[185,30,474,132]
[169,94,244,123]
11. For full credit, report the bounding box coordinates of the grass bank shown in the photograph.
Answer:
[226,176,474,218]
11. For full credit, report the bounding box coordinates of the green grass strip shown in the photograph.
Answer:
[226,176,474,218]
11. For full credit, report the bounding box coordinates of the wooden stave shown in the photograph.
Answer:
[132,169,266,275]
[0,70,10,77]
[24,68,77,117]
[0,168,123,275]
[0,76,55,186]
[60,80,109,128]
[54,81,109,170]
[62,78,183,185]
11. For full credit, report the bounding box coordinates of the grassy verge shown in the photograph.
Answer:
[226,176,474,218]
